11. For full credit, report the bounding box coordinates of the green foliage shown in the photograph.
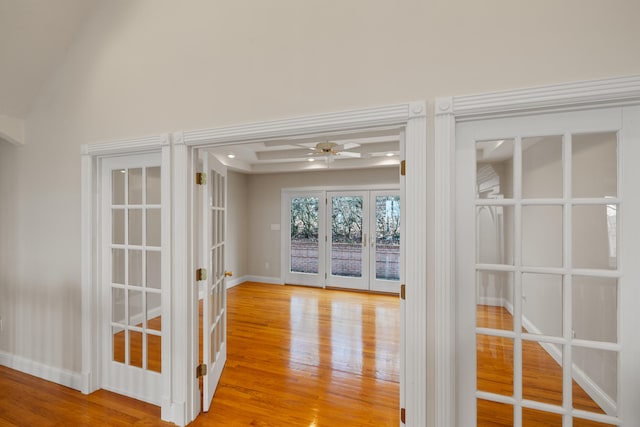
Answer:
[290,197,319,240]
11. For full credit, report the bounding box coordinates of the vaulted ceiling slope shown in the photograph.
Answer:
[0,0,98,143]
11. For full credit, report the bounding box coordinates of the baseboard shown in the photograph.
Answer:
[481,297,617,416]
[227,275,249,289]
[0,350,85,392]
[244,275,285,285]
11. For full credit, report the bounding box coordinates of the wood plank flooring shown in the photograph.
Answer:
[0,285,613,426]
[192,282,400,426]
[477,305,609,427]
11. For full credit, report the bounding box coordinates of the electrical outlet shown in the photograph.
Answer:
[265,262,270,270]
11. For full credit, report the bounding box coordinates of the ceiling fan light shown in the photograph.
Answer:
[307,158,315,162]
[385,152,394,157]
[227,154,236,159]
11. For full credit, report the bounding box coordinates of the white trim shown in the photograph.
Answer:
[245,275,285,285]
[81,135,174,424]
[0,350,86,391]
[226,275,250,289]
[437,74,640,427]
[452,74,640,121]
[182,101,427,427]
[182,104,413,146]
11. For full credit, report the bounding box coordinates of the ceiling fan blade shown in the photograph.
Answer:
[337,151,361,158]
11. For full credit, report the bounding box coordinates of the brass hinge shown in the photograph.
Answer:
[400,160,406,176]
[196,268,207,281]
[196,172,207,185]
[196,363,207,378]
[400,284,406,300]
[401,407,406,424]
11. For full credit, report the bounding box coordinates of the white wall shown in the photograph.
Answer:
[0,0,639,402]
[246,167,399,279]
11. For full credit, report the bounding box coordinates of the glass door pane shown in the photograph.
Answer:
[370,191,401,293]
[327,192,368,290]
[290,196,320,274]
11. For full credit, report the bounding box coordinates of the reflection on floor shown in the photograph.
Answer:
[477,305,609,427]
[112,316,162,373]
[192,281,400,426]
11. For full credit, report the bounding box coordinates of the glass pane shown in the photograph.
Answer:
[128,168,143,205]
[476,205,514,265]
[476,138,514,199]
[522,407,562,426]
[573,205,617,269]
[331,196,363,278]
[290,196,319,274]
[522,340,563,405]
[146,251,161,289]
[477,334,513,396]
[147,334,161,373]
[522,205,563,267]
[111,287,125,323]
[128,209,142,246]
[146,292,161,332]
[522,273,563,337]
[477,399,513,426]
[146,209,161,247]
[573,346,617,414]
[522,135,563,199]
[573,276,617,343]
[129,330,143,368]
[146,166,161,204]
[128,290,144,327]
[112,169,125,205]
[112,209,124,245]
[375,195,400,281]
[128,250,143,286]
[112,248,125,284]
[476,271,513,331]
[112,326,125,364]
[572,132,617,198]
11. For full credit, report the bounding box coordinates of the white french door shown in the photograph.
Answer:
[285,189,400,293]
[455,107,640,426]
[326,191,369,290]
[100,153,164,405]
[200,151,228,412]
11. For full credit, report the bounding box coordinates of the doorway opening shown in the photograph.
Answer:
[193,126,405,421]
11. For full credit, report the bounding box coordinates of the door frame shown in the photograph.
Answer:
[435,74,640,426]
[179,101,428,426]
[81,135,173,421]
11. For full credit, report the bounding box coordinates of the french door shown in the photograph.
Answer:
[455,107,640,426]
[286,189,400,293]
[199,151,228,412]
[100,153,164,405]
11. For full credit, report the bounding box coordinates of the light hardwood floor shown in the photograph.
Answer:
[0,285,611,426]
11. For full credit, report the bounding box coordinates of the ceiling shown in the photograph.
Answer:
[207,127,402,174]
[0,2,401,174]
[0,0,98,118]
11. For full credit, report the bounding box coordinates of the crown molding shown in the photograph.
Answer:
[449,74,640,121]
[182,103,417,146]
[82,135,164,156]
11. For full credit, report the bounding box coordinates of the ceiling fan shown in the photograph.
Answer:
[309,141,361,162]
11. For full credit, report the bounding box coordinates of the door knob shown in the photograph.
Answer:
[224,271,233,277]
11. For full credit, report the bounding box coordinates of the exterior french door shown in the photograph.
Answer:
[100,153,164,405]
[455,107,640,426]
[286,189,400,293]
[200,151,228,412]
